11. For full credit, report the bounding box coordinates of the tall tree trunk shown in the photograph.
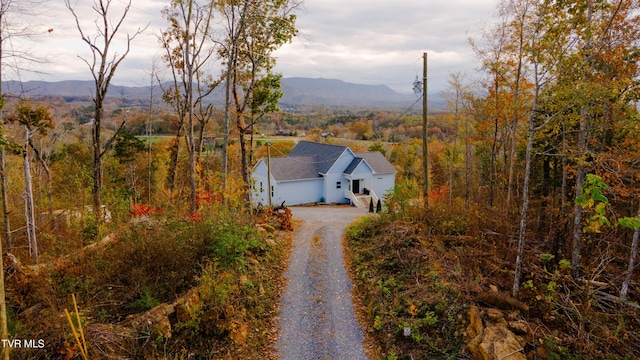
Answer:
[0,149,10,250]
[620,205,640,298]
[249,122,255,167]
[0,9,10,357]
[239,121,249,186]
[571,0,594,279]
[184,1,197,213]
[92,105,103,220]
[513,110,536,298]
[506,17,525,218]
[167,135,182,205]
[464,107,470,206]
[28,142,53,217]
[222,2,248,195]
[571,167,586,277]
[489,78,499,208]
[222,57,233,194]
[561,119,568,219]
[572,108,588,277]
[23,127,37,263]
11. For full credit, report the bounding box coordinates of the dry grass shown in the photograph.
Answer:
[6,207,295,359]
[345,202,640,360]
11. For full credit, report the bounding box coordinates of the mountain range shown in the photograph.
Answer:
[3,77,445,110]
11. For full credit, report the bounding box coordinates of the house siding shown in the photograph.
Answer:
[276,179,324,205]
[323,150,356,203]
[347,161,374,195]
[369,173,395,200]
[251,161,272,206]
[251,142,396,207]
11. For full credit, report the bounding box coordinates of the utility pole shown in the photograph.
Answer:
[266,141,272,207]
[422,52,429,206]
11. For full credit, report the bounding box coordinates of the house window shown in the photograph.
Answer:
[260,182,263,192]
[271,186,274,198]
[336,181,341,189]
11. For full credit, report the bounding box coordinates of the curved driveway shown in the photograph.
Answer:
[276,206,368,360]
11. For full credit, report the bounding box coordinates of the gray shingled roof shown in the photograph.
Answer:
[344,158,364,174]
[355,152,396,174]
[268,156,319,181]
[288,141,349,174]
[258,142,396,182]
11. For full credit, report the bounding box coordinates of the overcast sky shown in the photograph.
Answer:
[11,0,498,94]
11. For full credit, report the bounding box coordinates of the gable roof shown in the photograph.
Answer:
[255,142,396,182]
[268,156,319,181]
[288,141,349,174]
[344,157,364,175]
[355,152,396,174]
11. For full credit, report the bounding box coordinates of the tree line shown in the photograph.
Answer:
[416,0,640,300]
[0,1,299,357]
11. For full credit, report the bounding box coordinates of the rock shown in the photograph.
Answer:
[467,306,483,339]
[486,308,504,322]
[466,306,527,360]
[508,320,530,335]
[468,323,526,360]
[480,325,526,360]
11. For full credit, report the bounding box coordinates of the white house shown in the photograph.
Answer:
[252,141,396,207]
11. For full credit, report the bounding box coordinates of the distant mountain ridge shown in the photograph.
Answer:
[3,77,445,110]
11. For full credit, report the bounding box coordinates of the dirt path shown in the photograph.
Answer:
[276,206,369,360]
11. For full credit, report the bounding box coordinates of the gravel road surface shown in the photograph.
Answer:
[276,206,369,360]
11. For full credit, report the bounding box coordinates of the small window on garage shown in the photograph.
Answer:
[336,181,341,189]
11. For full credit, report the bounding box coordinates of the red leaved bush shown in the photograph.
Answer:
[130,204,163,217]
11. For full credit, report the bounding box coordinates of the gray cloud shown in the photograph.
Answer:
[12,0,497,94]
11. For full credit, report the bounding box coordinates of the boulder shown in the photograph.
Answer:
[466,306,528,360]
[479,325,526,360]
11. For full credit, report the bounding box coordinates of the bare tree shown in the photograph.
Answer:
[160,0,219,211]
[65,0,146,219]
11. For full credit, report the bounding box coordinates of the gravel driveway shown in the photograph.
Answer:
[276,206,369,360]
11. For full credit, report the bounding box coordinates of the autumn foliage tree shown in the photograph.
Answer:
[160,0,220,212]
[217,0,299,190]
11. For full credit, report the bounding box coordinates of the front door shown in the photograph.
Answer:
[353,179,360,194]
